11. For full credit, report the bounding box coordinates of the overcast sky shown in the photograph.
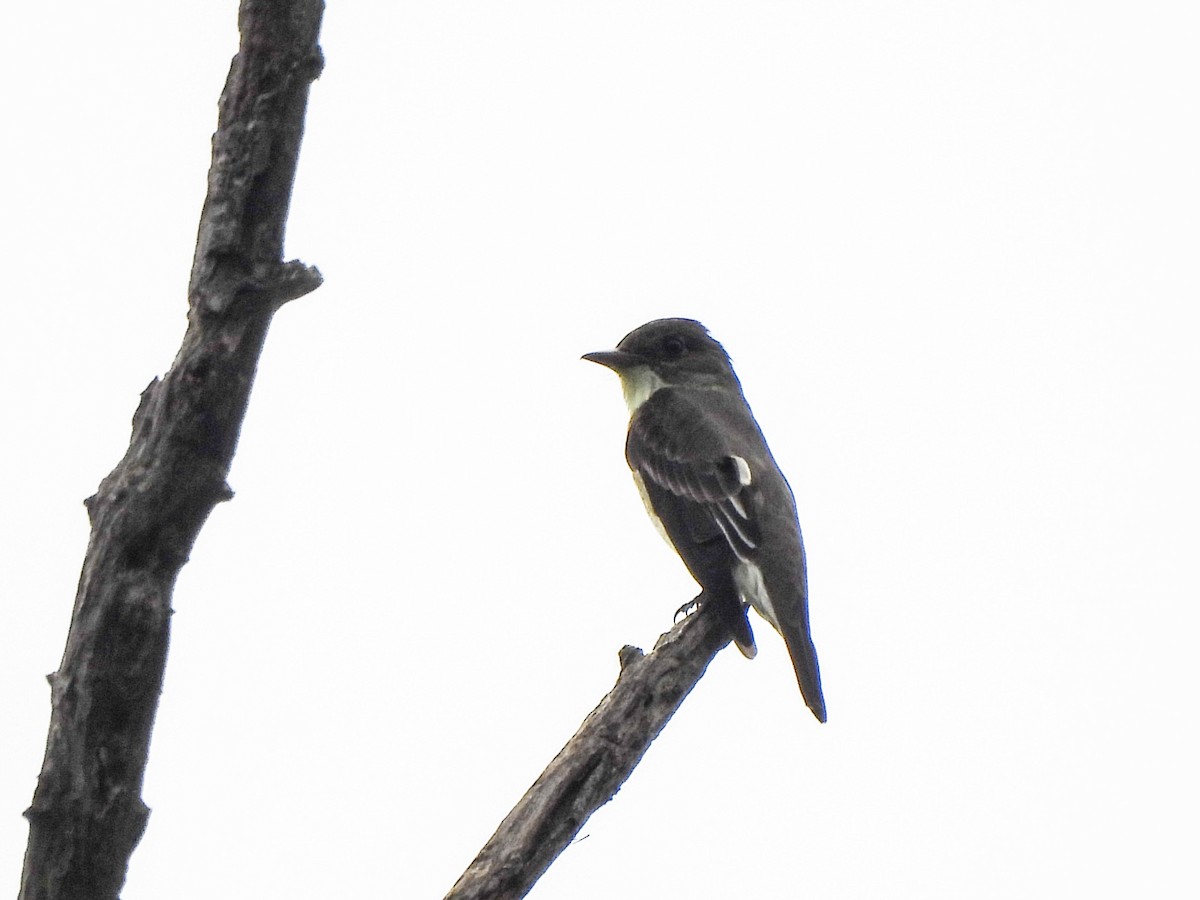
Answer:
[3,2,1197,897]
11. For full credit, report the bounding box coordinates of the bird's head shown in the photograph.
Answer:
[583,318,740,411]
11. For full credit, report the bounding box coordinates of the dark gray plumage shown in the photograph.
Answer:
[585,318,826,722]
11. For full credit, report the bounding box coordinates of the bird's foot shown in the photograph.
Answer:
[674,596,702,623]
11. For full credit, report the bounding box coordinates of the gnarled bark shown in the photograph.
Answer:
[20,3,324,898]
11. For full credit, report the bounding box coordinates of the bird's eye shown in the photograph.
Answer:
[662,335,686,357]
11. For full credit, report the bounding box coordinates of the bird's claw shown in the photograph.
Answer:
[674,597,701,623]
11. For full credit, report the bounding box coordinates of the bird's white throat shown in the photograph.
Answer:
[618,366,667,412]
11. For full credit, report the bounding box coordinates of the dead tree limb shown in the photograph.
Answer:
[19,3,324,898]
[445,606,733,900]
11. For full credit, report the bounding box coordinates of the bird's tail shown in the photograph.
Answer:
[782,629,826,723]
[735,558,827,722]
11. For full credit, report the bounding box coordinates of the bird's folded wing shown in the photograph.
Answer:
[625,390,761,560]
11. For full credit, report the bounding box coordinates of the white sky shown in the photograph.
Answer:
[3,2,1198,897]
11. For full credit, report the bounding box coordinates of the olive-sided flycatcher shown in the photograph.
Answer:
[584,318,826,722]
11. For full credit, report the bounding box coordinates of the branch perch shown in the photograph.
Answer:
[20,3,324,898]
[446,606,734,900]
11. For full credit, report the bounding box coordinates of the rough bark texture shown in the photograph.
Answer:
[19,3,324,899]
[445,606,734,900]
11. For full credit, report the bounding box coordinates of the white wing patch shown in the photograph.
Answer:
[618,366,667,412]
[735,559,780,634]
[731,455,752,486]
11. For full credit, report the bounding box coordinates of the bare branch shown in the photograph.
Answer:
[446,607,733,900]
[19,3,324,898]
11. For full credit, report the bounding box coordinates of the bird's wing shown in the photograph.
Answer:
[625,389,761,561]
[627,389,826,722]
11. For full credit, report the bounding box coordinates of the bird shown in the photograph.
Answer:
[584,318,826,722]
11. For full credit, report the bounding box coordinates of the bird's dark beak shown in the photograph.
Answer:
[582,349,642,372]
